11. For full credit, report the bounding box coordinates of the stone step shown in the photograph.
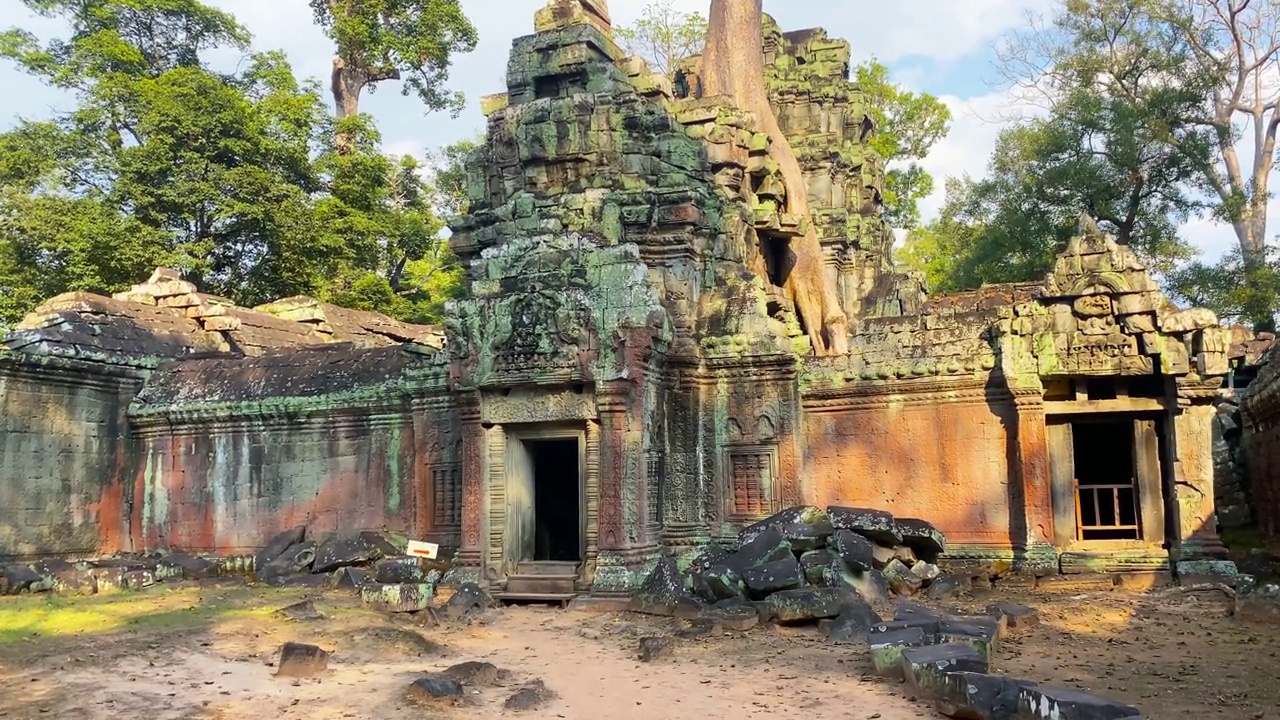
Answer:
[493,592,576,608]
[505,574,577,595]
[517,561,580,576]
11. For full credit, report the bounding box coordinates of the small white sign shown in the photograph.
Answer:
[405,540,439,559]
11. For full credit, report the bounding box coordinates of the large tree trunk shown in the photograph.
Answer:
[702,0,848,355]
[332,57,365,155]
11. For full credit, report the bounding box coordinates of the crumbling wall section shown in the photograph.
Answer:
[128,345,454,554]
[0,353,143,561]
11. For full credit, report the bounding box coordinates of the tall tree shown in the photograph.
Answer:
[701,0,847,355]
[997,0,1280,329]
[308,0,478,151]
[854,61,952,229]
[615,0,708,78]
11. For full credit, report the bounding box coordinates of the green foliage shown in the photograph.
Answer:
[0,0,466,326]
[996,0,1280,327]
[1167,247,1280,329]
[308,0,477,115]
[427,134,483,217]
[0,189,171,322]
[614,0,708,78]
[853,60,951,229]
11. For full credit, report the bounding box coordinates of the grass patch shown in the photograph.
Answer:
[0,585,298,646]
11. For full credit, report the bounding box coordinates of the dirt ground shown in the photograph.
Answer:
[0,580,1276,720]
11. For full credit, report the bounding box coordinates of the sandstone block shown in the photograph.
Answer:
[832,529,876,572]
[827,506,902,546]
[312,530,402,574]
[360,582,435,613]
[799,550,833,585]
[1015,685,1140,719]
[760,588,845,623]
[638,636,670,662]
[897,518,947,559]
[275,642,329,678]
[934,672,1035,719]
[869,626,929,678]
[738,506,827,545]
[742,557,805,599]
[782,520,834,553]
[824,595,880,645]
[902,643,989,696]
[407,676,464,704]
[987,601,1040,631]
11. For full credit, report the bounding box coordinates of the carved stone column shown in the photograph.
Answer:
[446,394,485,586]
[591,382,632,593]
[1172,393,1233,574]
[1012,390,1059,569]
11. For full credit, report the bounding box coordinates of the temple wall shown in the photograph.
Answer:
[131,401,458,555]
[1242,349,1280,540]
[802,384,1018,554]
[0,357,141,560]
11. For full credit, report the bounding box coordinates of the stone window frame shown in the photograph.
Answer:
[429,462,463,531]
[722,443,780,523]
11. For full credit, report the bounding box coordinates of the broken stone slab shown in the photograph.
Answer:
[360,582,435,613]
[827,506,902,547]
[912,561,942,583]
[760,587,846,624]
[799,550,833,585]
[934,672,1037,719]
[312,531,403,574]
[726,526,795,574]
[902,643,989,696]
[437,661,505,687]
[693,563,745,602]
[1,565,45,595]
[832,529,876,572]
[897,518,947,560]
[928,574,966,601]
[1015,685,1141,719]
[869,626,929,679]
[872,544,897,569]
[894,599,946,623]
[255,525,306,571]
[407,676,464,704]
[987,602,1040,631]
[698,605,759,632]
[256,541,317,584]
[884,558,923,595]
[824,595,881,645]
[742,557,805,599]
[122,569,156,590]
[275,642,329,678]
[331,566,371,589]
[783,521,834,553]
[155,554,218,581]
[443,582,489,621]
[373,556,427,584]
[872,618,941,640]
[275,599,324,621]
[629,556,696,616]
[504,679,557,712]
[638,636,671,662]
[737,505,827,545]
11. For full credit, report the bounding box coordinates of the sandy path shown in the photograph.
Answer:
[0,602,931,720]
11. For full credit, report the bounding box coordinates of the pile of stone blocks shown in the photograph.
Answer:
[875,601,1141,719]
[112,267,243,334]
[629,505,951,634]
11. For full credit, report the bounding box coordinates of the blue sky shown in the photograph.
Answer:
[0,0,1261,264]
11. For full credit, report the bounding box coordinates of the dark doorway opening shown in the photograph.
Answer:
[1072,420,1140,540]
[530,439,581,562]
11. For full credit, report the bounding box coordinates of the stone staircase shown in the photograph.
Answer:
[493,561,579,607]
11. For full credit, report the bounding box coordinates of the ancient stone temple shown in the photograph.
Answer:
[0,3,1240,593]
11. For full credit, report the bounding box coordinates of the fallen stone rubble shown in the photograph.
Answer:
[629,504,1144,719]
[0,526,465,613]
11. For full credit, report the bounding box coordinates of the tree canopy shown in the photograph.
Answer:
[615,0,708,78]
[0,0,470,326]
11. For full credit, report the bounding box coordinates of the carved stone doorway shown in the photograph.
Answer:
[502,425,587,578]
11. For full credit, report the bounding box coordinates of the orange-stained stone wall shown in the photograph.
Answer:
[131,405,459,555]
[802,392,1018,553]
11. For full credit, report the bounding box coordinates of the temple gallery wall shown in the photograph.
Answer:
[2,4,1272,596]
